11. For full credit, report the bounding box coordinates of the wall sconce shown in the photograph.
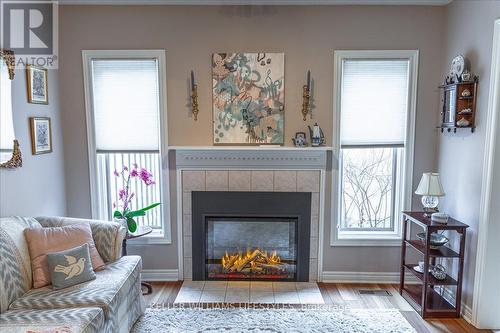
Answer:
[190,70,199,121]
[301,70,311,121]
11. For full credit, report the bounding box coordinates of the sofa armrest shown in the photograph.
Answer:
[35,216,126,263]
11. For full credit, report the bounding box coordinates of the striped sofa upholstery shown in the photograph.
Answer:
[0,216,145,333]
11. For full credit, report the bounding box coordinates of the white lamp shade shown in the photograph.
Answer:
[415,173,445,196]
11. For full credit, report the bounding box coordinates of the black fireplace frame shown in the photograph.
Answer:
[192,191,311,282]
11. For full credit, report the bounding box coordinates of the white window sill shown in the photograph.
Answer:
[127,230,171,245]
[332,231,402,247]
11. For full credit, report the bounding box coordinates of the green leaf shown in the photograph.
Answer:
[140,202,161,212]
[113,210,123,218]
[126,217,137,233]
[126,210,146,218]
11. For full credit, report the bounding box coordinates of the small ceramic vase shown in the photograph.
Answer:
[456,117,470,127]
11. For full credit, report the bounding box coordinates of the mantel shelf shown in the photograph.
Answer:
[168,146,333,151]
[171,146,331,169]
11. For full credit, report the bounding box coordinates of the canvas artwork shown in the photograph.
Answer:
[212,53,285,145]
[30,117,52,155]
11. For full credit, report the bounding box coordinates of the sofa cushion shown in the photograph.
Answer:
[25,224,105,288]
[35,217,126,263]
[0,307,105,333]
[9,256,142,319]
[0,217,42,313]
[47,244,96,290]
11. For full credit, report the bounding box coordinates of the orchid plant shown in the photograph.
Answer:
[112,164,160,233]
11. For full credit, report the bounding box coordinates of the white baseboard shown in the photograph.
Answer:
[142,269,418,284]
[322,271,418,284]
[141,269,179,281]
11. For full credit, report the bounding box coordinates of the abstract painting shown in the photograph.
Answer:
[212,53,284,145]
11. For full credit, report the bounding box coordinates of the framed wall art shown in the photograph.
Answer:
[29,117,52,155]
[26,65,48,104]
[212,53,284,145]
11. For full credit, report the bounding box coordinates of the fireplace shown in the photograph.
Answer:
[192,191,311,281]
[206,217,297,280]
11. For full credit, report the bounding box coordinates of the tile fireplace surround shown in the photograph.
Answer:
[172,147,330,282]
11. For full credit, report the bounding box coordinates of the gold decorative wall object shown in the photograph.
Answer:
[301,70,311,121]
[191,70,199,121]
[0,140,22,169]
[0,49,22,169]
[0,49,15,80]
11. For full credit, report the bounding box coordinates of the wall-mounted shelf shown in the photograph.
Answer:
[437,126,475,133]
[439,80,478,134]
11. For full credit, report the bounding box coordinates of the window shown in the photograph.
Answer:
[332,51,418,245]
[83,50,170,243]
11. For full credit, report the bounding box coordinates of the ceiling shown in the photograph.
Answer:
[59,0,453,6]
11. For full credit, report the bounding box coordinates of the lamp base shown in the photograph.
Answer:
[421,195,439,217]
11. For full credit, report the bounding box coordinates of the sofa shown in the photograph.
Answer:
[0,216,145,333]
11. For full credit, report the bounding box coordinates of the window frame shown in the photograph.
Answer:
[331,50,419,247]
[82,50,171,244]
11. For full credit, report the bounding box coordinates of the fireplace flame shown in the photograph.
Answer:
[221,248,286,274]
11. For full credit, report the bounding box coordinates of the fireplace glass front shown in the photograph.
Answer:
[205,217,297,281]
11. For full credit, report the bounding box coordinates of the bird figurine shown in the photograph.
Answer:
[54,255,86,280]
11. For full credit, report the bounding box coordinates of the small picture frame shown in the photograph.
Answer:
[26,65,48,104]
[29,117,52,155]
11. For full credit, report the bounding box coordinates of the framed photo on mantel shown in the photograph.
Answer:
[26,65,49,104]
[29,117,52,155]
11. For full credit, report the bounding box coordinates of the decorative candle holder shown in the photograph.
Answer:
[191,84,199,121]
[301,70,311,121]
[190,70,199,121]
[301,85,310,121]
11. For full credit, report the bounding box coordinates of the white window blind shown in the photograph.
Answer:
[91,59,160,151]
[340,59,409,147]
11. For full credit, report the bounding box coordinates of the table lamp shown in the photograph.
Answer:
[415,172,445,217]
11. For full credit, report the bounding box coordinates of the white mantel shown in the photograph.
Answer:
[169,146,332,169]
[168,146,333,150]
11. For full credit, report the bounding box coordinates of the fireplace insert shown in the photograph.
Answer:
[206,217,297,281]
[192,191,311,281]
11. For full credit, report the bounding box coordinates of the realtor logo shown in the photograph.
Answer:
[1,1,58,68]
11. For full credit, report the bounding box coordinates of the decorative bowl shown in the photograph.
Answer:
[416,232,449,249]
[431,264,447,280]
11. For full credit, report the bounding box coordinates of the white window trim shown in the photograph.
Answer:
[82,49,171,244]
[330,50,419,247]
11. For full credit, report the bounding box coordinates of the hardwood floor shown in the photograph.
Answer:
[144,281,490,333]
[318,283,490,333]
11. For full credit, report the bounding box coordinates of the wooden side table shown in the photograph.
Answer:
[122,226,153,295]
[399,211,468,319]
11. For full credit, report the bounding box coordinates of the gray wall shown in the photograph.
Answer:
[0,68,67,217]
[58,5,444,274]
[437,0,500,312]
